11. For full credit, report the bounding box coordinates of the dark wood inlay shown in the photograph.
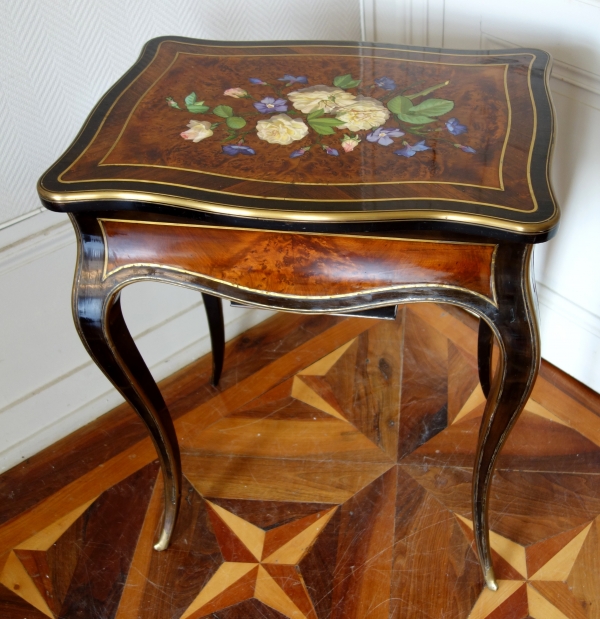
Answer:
[58,463,157,618]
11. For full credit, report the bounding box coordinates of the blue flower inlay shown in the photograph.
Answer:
[446,117,467,135]
[374,77,396,90]
[253,97,288,114]
[290,146,310,158]
[394,140,431,158]
[278,75,308,86]
[366,126,405,146]
[222,144,256,156]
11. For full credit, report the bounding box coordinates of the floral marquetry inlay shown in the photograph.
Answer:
[103,53,503,188]
[170,72,475,161]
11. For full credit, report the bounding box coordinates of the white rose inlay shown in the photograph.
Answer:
[287,85,356,114]
[180,120,213,142]
[335,97,390,132]
[256,114,309,145]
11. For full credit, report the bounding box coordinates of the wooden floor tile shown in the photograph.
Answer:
[183,454,393,504]
[2,305,600,618]
[397,308,449,459]
[0,313,348,528]
[391,467,482,619]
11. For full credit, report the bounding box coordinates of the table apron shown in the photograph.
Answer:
[98,219,498,308]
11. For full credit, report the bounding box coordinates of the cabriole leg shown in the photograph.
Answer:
[477,320,494,398]
[472,244,540,591]
[201,293,225,387]
[71,215,181,551]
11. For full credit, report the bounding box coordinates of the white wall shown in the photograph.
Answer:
[364,0,600,392]
[0,0,361,472]
[2,0,598,473]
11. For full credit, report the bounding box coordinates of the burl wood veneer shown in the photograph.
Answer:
[38,38,557,237]
[101,220,496,301]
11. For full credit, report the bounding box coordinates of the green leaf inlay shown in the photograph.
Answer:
[213,105,234,118]
[387,95,413,115]
[397,112,436,124]
[407,98,454,117]
[333,74,361,89]
[308,116,345,135]
[187,102,210,114]
[226,116,246,129]
[406,81,450,100]
[307,109,325,120]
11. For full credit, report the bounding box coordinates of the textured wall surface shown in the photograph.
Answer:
[365,0,600,392]
[0,0,361,472]
[0,0,361,226]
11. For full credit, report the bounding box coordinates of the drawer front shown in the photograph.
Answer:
[101,220,496,303]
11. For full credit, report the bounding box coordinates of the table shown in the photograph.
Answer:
[38,37,558,591]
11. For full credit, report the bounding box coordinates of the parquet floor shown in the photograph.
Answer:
[1,305,600,619]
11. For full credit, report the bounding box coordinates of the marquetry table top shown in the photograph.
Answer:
[38,37,558,241]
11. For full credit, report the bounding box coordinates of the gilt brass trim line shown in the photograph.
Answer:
[38,186,558,234]
[37,40,557,234]
[490,245,499,304]
[102,262,498,307]
[498,64,511,192]
[98,162,506,191]
[525,55,538,212]
[543,57,558,216]
[48,45,539,205]
[39,180,535,211]
[143,39,540,59]
[106,273,499,320]
[96,52,509,194]
[60,53,180,186]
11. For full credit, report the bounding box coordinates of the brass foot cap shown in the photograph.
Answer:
[484,566,498,591]
[153,530,170,551]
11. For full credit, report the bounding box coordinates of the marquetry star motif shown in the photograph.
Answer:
[457,515,594,619]
[452,381,600,450]
[181,501,338,619]
[291,338,356,423]
[0,498,96,618]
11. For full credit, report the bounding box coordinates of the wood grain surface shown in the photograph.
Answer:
[2,306,599,618]
[102,220,496,300]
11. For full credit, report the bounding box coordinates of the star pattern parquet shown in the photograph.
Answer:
[1,305,600,618]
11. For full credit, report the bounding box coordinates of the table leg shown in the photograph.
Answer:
[71,216,181,551]
[201,293,225,387]
[477,320,494,398]
[472,244,540,590]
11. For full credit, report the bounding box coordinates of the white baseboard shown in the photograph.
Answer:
[537,283,600,392]
[0,301,271,473]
